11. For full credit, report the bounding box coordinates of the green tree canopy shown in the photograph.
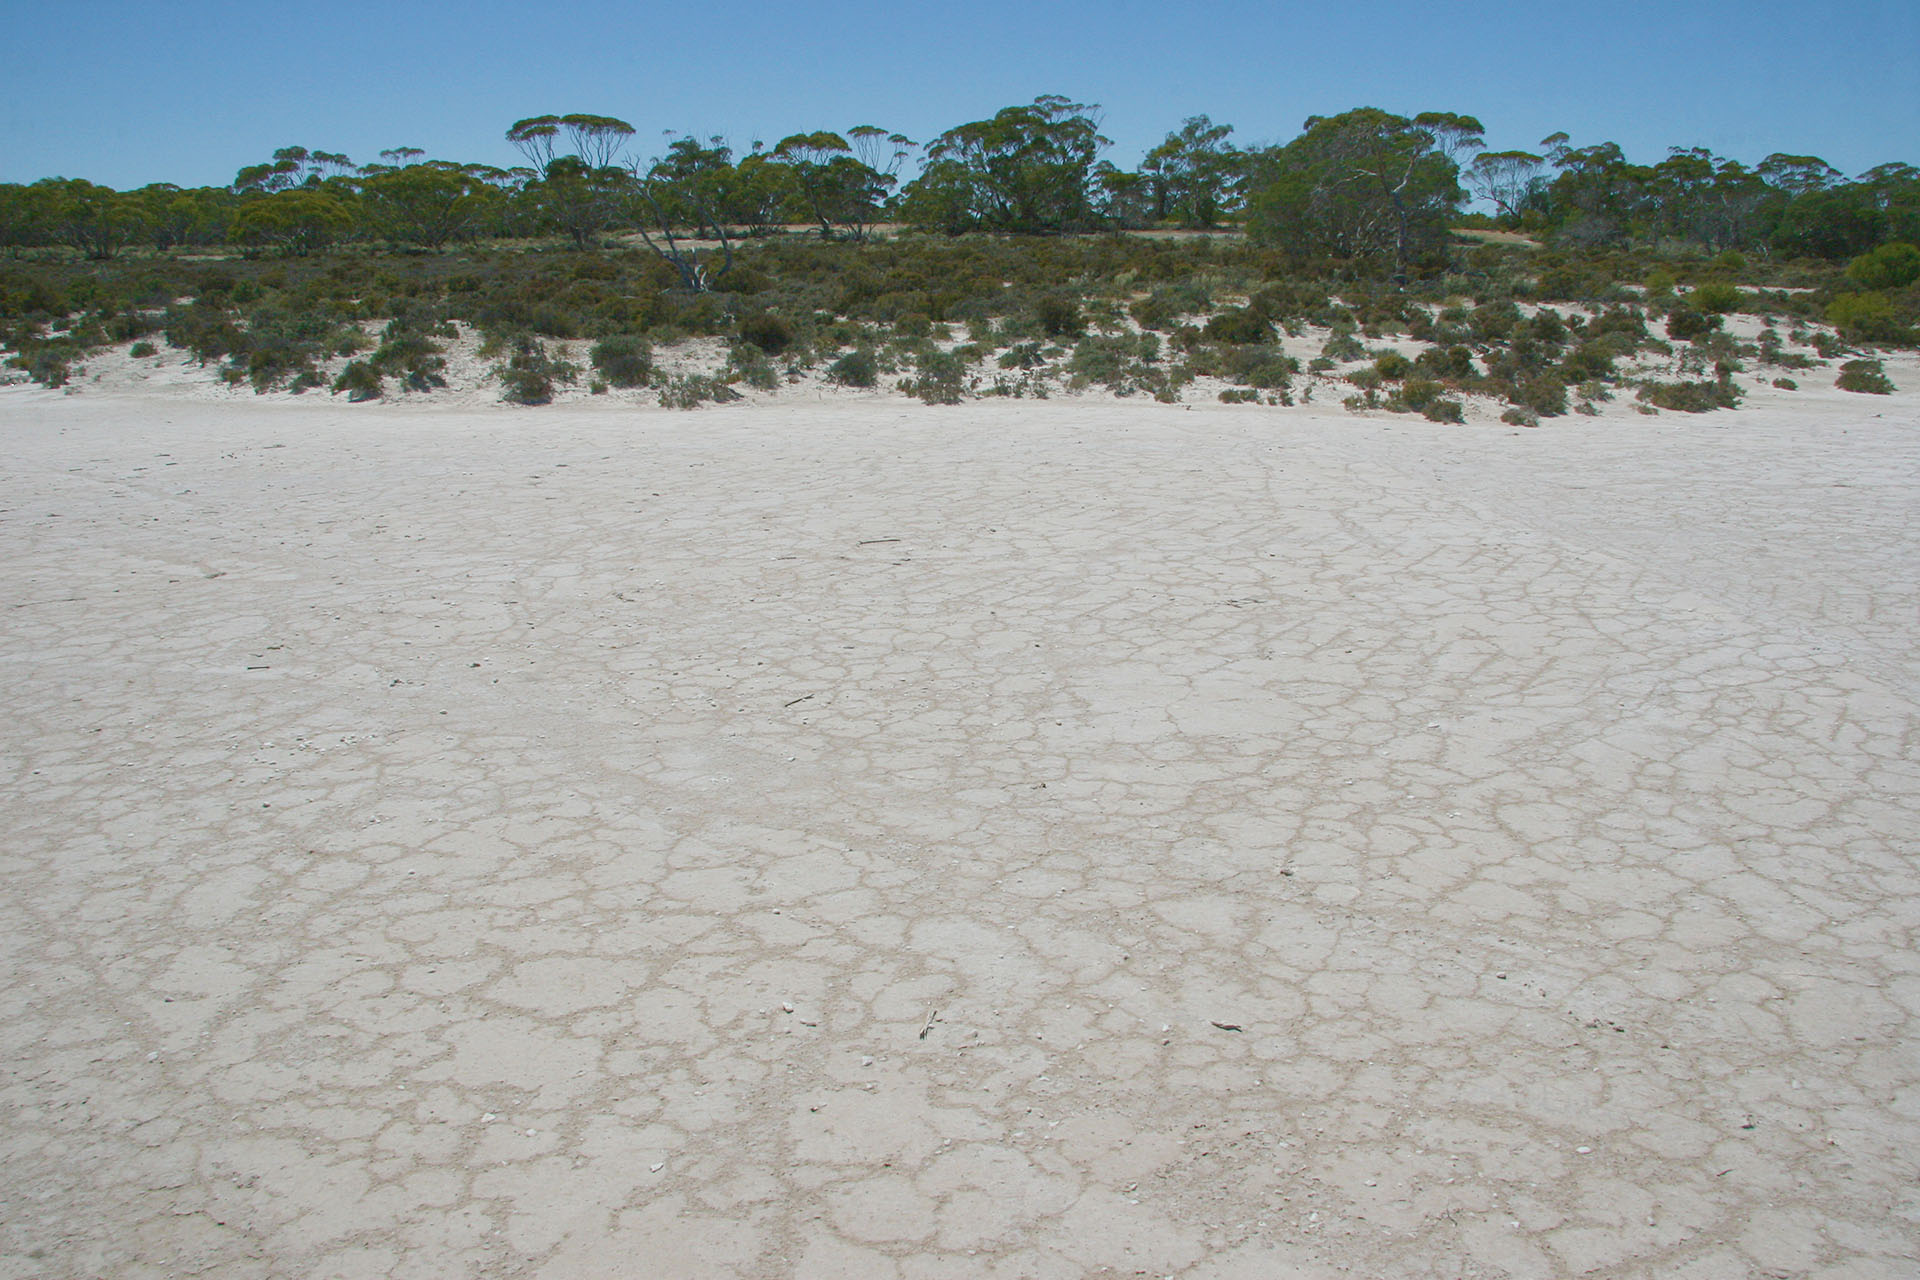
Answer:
[1247,108,1481,279]
[901,95,1109,234]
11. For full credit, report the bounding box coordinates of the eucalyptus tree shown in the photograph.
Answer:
[359,162,505,248]
[229,189,355,255]
[1466,149,1547,225]
[627,136,739,289]
[233,146,355,194]
[1140,115,1242,227]
[1247,108,1481,279]
[771,130,899,239]
[28,179,149,259]
[507,114,635,174]
[901,95,1109,233]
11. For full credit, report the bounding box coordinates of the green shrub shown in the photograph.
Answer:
[1689,282,1743,314]
[827,348,878,387]
[1666,307,1720,341]
[1218,346,1297,389]
[1372,351,1411,380]
[1202,308,1273,344]
[1035,295,1083,338]
[590,333,654,387]
[659,374,743,409]
[498,336,579,405]
[1398,377,1443,409]
[997,341,1047,370]
[902,348,968,404]
[332,360,383,402]
[738,312,795,354]
[129,341,157,358]
[1845,242,1920,291]
[1421,398,1465,423]
[1772,377,1797,390]
[1636,378,1740,412]
[1825,292,1905,343]
[1321,330,1365,362]
[369,319,448,391]
[1516,375,1568,417]
[1835,358,1895,394]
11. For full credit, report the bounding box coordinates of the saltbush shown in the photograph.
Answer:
[590,333,654,387]
[826,348,878,387]
[1835,358,1895,394]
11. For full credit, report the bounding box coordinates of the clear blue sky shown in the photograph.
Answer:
[3,0,1916,189]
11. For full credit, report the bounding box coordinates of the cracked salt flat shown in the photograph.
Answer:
[1,393,1917,1278]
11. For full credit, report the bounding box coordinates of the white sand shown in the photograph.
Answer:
[2,378,1918,1278]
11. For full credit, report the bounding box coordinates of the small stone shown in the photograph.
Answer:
[1575,1146,1592,1154]
[781,1002,795,1014]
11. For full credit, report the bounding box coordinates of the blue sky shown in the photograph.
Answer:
[3,0,1916,189]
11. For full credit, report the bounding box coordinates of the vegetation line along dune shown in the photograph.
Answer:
[4,98,1915,416]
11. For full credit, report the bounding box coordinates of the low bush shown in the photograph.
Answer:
[1826,292,1906,344]
[590,333,654,387]
[658,374,743,409]
[1636,378,1741,412]
[1035,295,1083,338]
[901,348,968,404]
[497,336,579,405]
[826,348,878,387]
[332,360,383,401]
[1688,281,1744,314]
[1845,242,1920,291]
[1666,307,1720,341]
[738,312,795,354]
[1835,358,1895,394]
[1202,308,1273,344]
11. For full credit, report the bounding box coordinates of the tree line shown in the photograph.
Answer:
[1,95,1915,282]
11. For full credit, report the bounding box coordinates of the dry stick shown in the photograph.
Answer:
[919,1008,939,1039]
[783,693,816,708]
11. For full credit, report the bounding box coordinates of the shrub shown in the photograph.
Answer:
[1845,242,1920,291]
[1772,377,1797,390]
[1666,307,1720,341]
[997,341,1047,370]
[738,312,795,354]
[590,333,654,387]
[1421,398,1465,423]
[826,348,878,387]
[659,374,743,409]
[129,341,157,358]
[1372,351,1411,380]
[369,320,448,391]
[1202,308,1273,344]
[1218,346,1297,389]
[1500,406,1539,427]
[498,336,579,405]
[1516,375,1568,417]
[1398,377,1443,409]
[902,348,967,404]
[1321,330,1365,362]
[1688,282,1743,314]
[332,360,383,402]
[1636,378,1740,412]
[1825,292,1905,344]
[1035,295,1083,338]
[1836,358,1895,394]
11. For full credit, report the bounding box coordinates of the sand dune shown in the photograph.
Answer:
[2,384,1917,1277]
